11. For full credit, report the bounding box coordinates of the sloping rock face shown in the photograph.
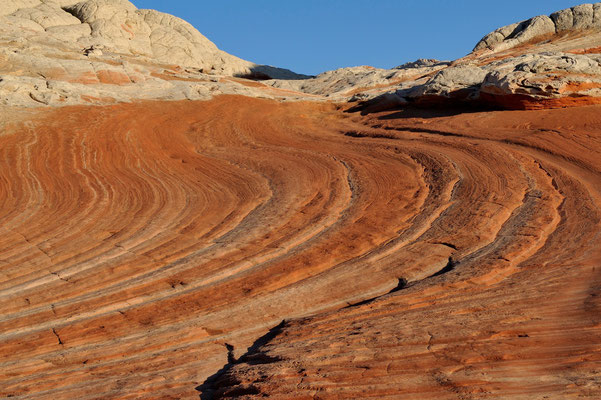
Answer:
[198,101,601,400]
[2,2,601,400]
[0,0,308,106]
[2,95,601,400]
[473,15,557,53]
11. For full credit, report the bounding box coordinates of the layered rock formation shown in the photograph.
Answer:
[1,2,601,400]
[202,103,601,399]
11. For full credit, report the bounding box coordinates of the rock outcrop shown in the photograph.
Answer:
[267,61,448,99]
[0,0,308,106]
[386,51,601,109]
[479,52,601,108]
[474,15,557,53]
[265,59,450,104]
[474,3,601,53]
[342,3,601,110]
[2,1,600,110]
[1,0,254,74]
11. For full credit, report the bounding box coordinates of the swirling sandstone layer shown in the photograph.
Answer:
[205,102,601,399]
[2,2,601,399]
[1,96,600,399]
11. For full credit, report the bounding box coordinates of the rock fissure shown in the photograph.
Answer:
[51,328,63,346]
[196,321,287,399]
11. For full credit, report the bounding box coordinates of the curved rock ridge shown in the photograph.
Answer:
[0,96,457,398]
[2,96,600,399]
[198,101,601,400]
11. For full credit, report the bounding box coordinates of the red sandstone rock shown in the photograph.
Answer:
[1,97,601,399]
[202,102,601,399]
[2,2,601,400]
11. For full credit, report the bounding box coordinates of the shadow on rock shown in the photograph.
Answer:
[346,91,498,118]
[195,320,287,399]
[235,65,313,81]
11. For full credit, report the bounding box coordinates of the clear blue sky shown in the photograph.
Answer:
[133,0,583,75]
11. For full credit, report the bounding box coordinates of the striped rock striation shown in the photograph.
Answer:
[202,102,601,399]
[1,2,601,400]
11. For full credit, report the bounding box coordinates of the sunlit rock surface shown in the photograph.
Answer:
[0,0,307,106]
[1,2,601,400]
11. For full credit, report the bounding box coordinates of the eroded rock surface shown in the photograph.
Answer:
[0,0,308,106]
[1,2,601,400]
[2,1,601,109]
[267,61,449,100]
[2,94,601,400]
[474,3,601,52]
[198,101,601,400]
[343,6,601,111]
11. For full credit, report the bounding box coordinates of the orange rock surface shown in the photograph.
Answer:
[1,96,600,399]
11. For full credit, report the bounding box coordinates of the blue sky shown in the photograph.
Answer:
[133,1,582,75]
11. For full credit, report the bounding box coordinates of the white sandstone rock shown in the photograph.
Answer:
[572,4,595,29]
[475,3,601,53]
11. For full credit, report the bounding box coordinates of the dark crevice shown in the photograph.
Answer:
[234,71,272,81]
[534,160,562,192]
[504,19,531,40]
[196,321,286,399]
[224,343,236,364]
[344,277,409,309]
[388,277,409,293]
[428,257,458,278]
[61,6,84,23]
[345,96,498,116]
[427,332,434,351]
[433,242,458,250]
[343,258,459,311]
[344,130,395,139]
[197,258,460,396]
[344,297,377,308]
[52,328,63,346]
